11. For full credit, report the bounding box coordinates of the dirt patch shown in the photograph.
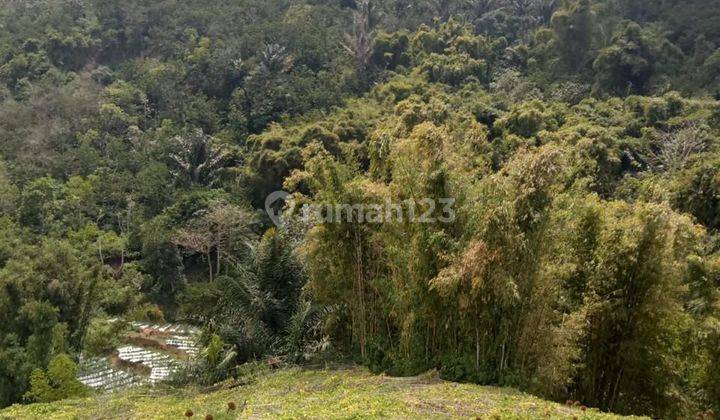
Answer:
[110,353,151,376]
[126,333,189,359]
[380,369,445,387]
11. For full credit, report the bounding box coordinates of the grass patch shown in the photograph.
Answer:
[0,366,646,419]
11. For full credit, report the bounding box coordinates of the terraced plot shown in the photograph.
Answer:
[77,357,147,392]
[76,322,201,393]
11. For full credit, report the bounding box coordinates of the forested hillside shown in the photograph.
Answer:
[1,1,720,418]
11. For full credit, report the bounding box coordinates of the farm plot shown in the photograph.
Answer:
[116,345,180,383]
[76,322,202,393]
[77,357,147,392]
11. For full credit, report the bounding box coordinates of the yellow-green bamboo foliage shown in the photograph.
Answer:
[298,106,709,417]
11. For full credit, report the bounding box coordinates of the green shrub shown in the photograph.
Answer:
[24,354,89,403]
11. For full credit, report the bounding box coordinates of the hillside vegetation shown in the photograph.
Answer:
[1,1,720,418]
[0,366,643,419]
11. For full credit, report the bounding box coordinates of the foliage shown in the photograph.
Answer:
[593,23,657,96]
[82,318,128,357]
[0,0,719,417]
[23,354,89,404]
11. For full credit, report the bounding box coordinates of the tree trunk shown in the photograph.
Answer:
[476,326,480,370]
[97,238,104,265]
[216,244,221,277]
[355,230,367,360]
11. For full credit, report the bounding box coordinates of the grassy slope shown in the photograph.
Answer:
[0,367,645,419]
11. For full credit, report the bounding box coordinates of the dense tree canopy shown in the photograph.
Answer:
[1,0,720,417]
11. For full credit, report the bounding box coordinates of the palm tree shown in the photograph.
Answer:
[259,44,294,74]
[169,129,229,186]
[342,0,375,71]
[467,0,499,19]
[534,0,559,25]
